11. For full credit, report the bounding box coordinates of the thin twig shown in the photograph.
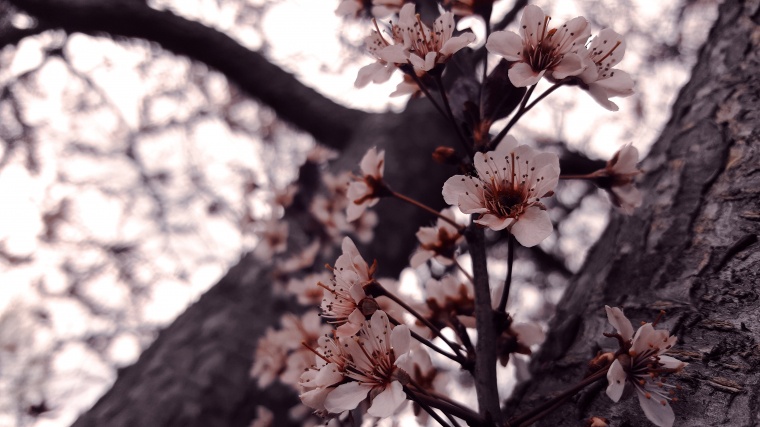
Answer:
[435,74,472,156]
[389,190,464,231]
[489,84,535,149]
[406,388,484,425]
[405,387,453,427]
[376,284,466,360]
[387,314,461,364]
[508,364,611,427]
[496,233,515,313]
[453,258,474,284]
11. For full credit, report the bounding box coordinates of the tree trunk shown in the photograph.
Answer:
[510,1,760,425]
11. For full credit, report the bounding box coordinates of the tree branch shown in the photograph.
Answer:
[6,0,369,149]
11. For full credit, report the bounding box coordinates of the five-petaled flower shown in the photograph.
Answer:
[347,147,387,222]
[576,28,635,111]
[320,237,377,337]
[442,135,560,247]
[591,143,643,214]
[486,4,590,87]
[300,311,412,419]
[605,306,687,427]
[402,5,476,73]
[410,207,464,267]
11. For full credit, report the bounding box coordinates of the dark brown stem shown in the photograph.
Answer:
[508,364,611,427]
[496,233,515,313]
[406,388,484,426]
[405,387,453,427]
[389,190,464,231]
[464,225,503,423]
[435,74,473,156]
[375,284,466,361]
[490,82,565,150]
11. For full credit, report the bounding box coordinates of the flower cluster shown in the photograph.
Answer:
[410,207,464,267]
[442,135,560,247]
[356,4,475,88]
[605,306,687,427]
[299,310,412,418]
[319,237,377,336]
[486,4,633,109]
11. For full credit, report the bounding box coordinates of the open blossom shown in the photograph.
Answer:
[592,144,643,214]
[486,4,590,87]
[410,207,464,267]
[311,171,378,243]
[402,6,476,72]
[442,135,560,247]
[605,306,687,427]
[371,0,405,18]
[326,311,411,417]
[356,4,475,87]
[347,147,387,222]
[576,28,634,111]
[320,237,377,337]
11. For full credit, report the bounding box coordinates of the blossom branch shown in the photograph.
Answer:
[496,233,515,313]
[404,387,453,427]
[465,225,503,423]
[453,258,474,284]
[434,74,473,157]
[490,81,566,150]
[388,314,462,364]
[368,282,466,361]
[508,364,611,427]
[389,190,465,231]
[407,380,463,427]
[405,387,484,426]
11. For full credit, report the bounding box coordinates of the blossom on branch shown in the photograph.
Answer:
[320,237,377,337]
[576,28,635,111]
[591,143,643,214]
[486,4,590,87]
[410,207,464,267]
[402,6,476,73]
[347,147,387,222]
[300,311,412,419]
[604,306,687,427]
[442,135,560,247]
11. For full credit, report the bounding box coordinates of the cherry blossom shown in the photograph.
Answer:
[410,207,464,267]
[347,147,387,222]
[323,311,412,418]
[592,144,643,214]
[372,0,405,18]
[401,6,476,73]
[252,219,288,260]
[320,237,377,337]
[576,28,635,111]
[442,135,560,247]
[486,4,590,87]
[355,6,414,88]
[604,306,687,427]
[335,0,365,18]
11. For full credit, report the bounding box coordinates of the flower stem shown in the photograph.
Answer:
[406,387,484,426]
[559,174,595,180]
[387,314,461,364]
[374,283,466,360]
[496,233,515,313]
[464,225,503,423]
[508,364,611,427]
[453,258,474,284]
[408,381,463,427]
[389,190,464,232]
[404,387,453,427]
[490,81,566,150]
[435,74,473,157]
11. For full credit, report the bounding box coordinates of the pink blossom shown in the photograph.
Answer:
[347,147,386,222]
[604,306,687,427]
[442,136,560,247]
[576,29,634,111]
[410,207,464,267]
[486,4,590,86]
[591,143,643,214]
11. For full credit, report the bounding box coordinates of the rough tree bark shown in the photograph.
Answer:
[5,0,756,426]
[510,1,760,425]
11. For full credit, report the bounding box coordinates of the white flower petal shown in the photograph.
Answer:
[410,249,432,267]
[508,62,543,87]
[475,214,513,230]
[552,52,586,79]
[510,206,552,247]
[658,355,687,370]
[391,324,411,356]
[324,381,372,413]
[636,388,675,427]
[440,32,476,56]
[367,381,407,418]
[520,4,546,47]
[315,363,344,387]
[300,387,331,410]
[512,322,545,346]
[605,359,626,402]
[485,30,523,61]
[605,305,634,341]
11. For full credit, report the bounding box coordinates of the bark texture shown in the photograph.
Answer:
[511,1,760,425]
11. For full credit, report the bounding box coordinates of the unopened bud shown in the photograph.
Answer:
[432,146,458,165]
[588,351,615,374]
